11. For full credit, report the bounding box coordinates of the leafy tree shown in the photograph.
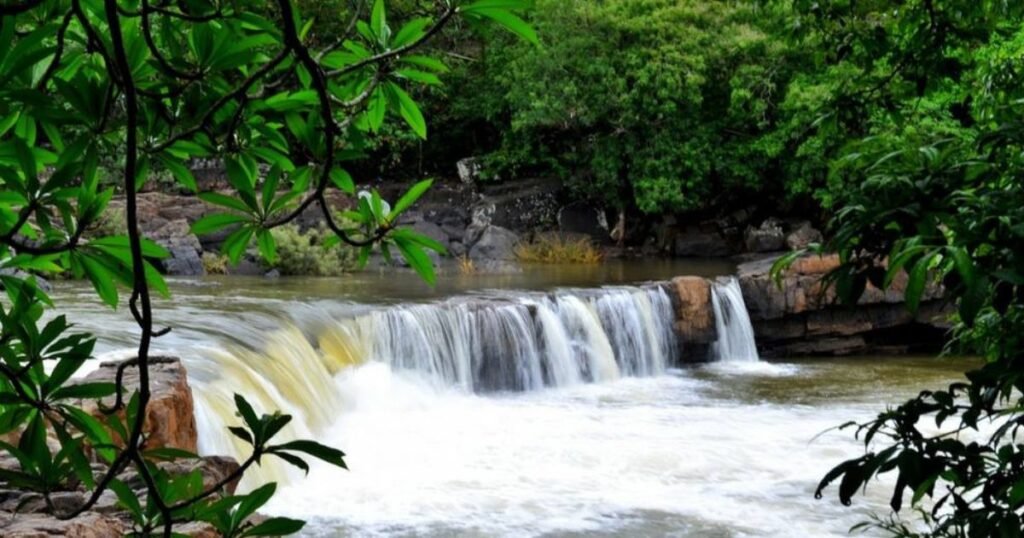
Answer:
[434,0,810,216]
[773,1,1024,535]
[0,0,531,535]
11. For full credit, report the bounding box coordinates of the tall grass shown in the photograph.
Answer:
[514,234,604,264]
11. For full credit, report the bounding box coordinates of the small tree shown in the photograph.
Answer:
[0,0,533,535]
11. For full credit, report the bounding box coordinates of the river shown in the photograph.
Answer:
[46,261,971,537]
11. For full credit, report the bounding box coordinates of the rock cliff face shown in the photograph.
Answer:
[735,254,951,357]
[666,254,952,359]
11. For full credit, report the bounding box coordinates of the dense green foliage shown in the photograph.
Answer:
[439,0,809,214]
[770,1,1024,536]
[0,0,530,535]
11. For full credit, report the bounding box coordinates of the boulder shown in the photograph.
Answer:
[785,221,823,250]
[670,277,716,343]
[557,203,608,239]
[151,219,205,276]
[79,357,198,452]
[744,218,785,253]
[468,226,519,261]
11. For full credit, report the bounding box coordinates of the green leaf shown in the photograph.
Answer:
[159,155,197,192]
[905,252,936,313]
[273,440,347,469]
[257,230,276,264]
[371,0,387,41]
[329,168,355,194]
[233,482,277,527]
[79,254,118,307]
[109,479,145,523]
[192,214,249,236]
[50,382,116,401]
[399,55,449,73]
[388,179,432,220]
[233,394,261,439]
[392,17,430,48]
[386,83,426,139]
[393,236,436,285]
[199,192,254,214]
[241,517,306,537]
[464,8,538,45]
[222,226,255,265]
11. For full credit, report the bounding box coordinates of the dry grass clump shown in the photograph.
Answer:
[457,255,477,275]
[514,234,604,264]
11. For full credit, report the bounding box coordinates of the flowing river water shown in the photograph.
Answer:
[46,260,973,537]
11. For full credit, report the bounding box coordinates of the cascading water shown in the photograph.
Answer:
[188,284,679,486]
[710,277,760,361]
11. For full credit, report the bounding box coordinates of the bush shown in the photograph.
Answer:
[266,225,359,276]
[514,234,604,265]
[201,252,229,275]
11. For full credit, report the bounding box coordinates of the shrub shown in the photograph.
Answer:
[266,225,359,276]
[201,252,229,275]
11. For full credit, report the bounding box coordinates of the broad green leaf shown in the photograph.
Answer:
[192,214,250,236]
[464,8,538,45]
[386,83,426,139]
[388,179,432,219]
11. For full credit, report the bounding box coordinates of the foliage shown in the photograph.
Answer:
[772,1,1024,536]
[514,234,603,265]
[434,0,811,215]
[201,251,229,275]
[0,0,532,535]
[266,224,359,276]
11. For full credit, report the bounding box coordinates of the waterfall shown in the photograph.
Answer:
[189,284,679,487]
[710,278,760,362]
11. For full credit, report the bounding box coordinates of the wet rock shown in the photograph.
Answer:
[743,218,785,253]
[785,221,823,250]
[670,277,716,344]
[469,226,519,261]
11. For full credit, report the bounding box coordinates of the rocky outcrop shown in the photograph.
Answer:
[743,218,785,253]
[469,225,519,261]
[151,219,206,276]
[736,254,951,356]
[78,356,199,452]
[669,277,716,360]
[785,221,823,250]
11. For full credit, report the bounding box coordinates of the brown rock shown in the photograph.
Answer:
[670,277,716,343]
[79,357,198,453]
